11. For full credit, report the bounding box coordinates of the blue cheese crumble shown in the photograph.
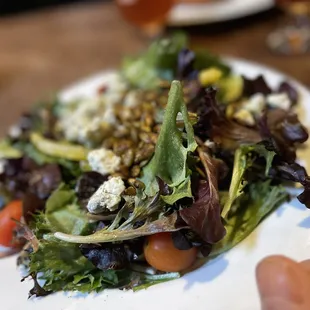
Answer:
[87,176,125,213]
[87,148,121,175]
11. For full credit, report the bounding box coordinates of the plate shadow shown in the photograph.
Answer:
[183,255,229,290]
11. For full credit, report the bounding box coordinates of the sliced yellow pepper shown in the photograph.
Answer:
[218,75,244,103]
[198,67,223,86]
[30,132,88,161]
[0,140,22,159]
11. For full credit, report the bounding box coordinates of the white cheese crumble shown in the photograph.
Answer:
[58,72,129,145]
[95,72,128,107]
[58,97,117,145]
[266,92,291,110]
[242,93,266,114]
[87,177,125,213]
[103,73,128,101]
[87,148,121,175]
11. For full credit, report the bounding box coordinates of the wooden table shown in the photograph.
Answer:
[0,2,309,135]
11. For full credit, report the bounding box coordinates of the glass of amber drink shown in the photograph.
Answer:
[115,0,175,37]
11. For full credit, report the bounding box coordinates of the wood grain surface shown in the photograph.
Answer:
[0,2,309,135]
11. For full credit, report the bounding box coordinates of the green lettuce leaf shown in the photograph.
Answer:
[141,80,197,204]
[54,81,198,244]
[122,32,187,89]
[29,230,180,296]
[30,184,91,238]
[54,212,186,243]
[115,188,165,230]
[28,188,121,296]
[122,33,231,89]
[194,49,231,76]
[133,273,180,291]
[30,237,179,295]
[44,185,90,235]
[221,143,275,218]
[28,239,119,295]
[211,181,289,257]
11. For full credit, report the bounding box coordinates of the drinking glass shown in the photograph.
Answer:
[115,0,175,38]
[267,0,310,54]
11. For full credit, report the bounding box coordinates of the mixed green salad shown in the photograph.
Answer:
[0,33,309,297]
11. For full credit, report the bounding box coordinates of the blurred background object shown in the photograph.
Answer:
[115,0,174,37]
[0,0,104,15]
[267,0,310,54]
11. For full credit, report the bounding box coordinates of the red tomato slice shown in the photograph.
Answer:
[144,232,197,272]
[0,200,23,247]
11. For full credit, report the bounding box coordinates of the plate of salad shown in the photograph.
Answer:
[1,34,310,310]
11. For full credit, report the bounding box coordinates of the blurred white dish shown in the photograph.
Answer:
[168,0,274,26]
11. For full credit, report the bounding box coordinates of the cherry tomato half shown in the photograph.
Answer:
[144,232,198,272]
[0,200,22,247]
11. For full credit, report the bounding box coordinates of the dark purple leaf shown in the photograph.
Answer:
[125,238,144,261]
[13,221,39,251]
[22,193,45,224]
[156,177,172,196]
[26,273,51,298]
[29,164,62,200]
[189,87,261,148]
[4,158,24,177]
[2,157,60,199]
[211,157,229,181]
[200,243,212,257]
[80,244,130,270]
[266,109,308,143]
[177,48,197,80]
[259,109,308,163]
[179,149,226,244]
[270,162,310,208]
[75,171,107,201]
[242,75,272,97]
[95,221,106,232]
[278,81,298,105]
[180,180,225,244]
[3,159,30,197]
[22,157,40,171]
[171,230,193,250]
[259,109,310,208]
[282,116,308,143]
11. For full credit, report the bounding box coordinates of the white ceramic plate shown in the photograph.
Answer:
[168,0,274,26]
[1,58,310,310]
